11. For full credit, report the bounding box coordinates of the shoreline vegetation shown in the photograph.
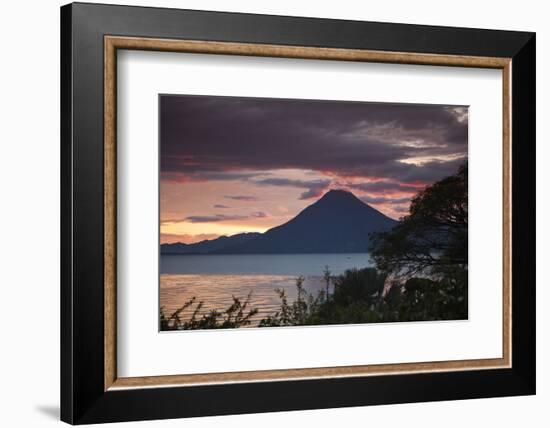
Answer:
[160,163,468,330]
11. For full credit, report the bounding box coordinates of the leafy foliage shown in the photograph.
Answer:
[370,163,467,278]
[368,162,469,321]
[258,268,387,326]
[160,292,258,330]
[258,276,325,327]
[331,268,386,306]
[257,265,466,326]
[377,267,468,322]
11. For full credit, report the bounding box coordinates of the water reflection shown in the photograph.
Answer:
[160,274,332,325]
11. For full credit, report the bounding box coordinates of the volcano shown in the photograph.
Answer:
[216,189,397,254]
[162,190,398,254]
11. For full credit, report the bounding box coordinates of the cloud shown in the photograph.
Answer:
[224,195,259,201]
[162,170,269,184]
[360,195,413,205]
[254,178,328,187]
[183,211,269,223]
[184,214,249,223]
[160,95,468,185]
[349,181,421,194]
[254,177,331,200]
[299,188,326,200]
[214,204,230,209]
[392,205,410,214]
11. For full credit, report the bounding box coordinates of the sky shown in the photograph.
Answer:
[160,95,468,244]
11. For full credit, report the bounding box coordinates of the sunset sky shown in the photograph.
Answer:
[160,95,468,244]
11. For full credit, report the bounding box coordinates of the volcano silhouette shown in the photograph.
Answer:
[215,189,397,254]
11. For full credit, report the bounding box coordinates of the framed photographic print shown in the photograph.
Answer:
[61,2,536,424]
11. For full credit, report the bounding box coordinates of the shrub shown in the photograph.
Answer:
[160,292,259,330]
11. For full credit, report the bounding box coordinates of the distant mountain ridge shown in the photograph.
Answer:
[161,232,261,254]
[161,190,397,255]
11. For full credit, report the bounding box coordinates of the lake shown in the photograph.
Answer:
[160,253,372,326]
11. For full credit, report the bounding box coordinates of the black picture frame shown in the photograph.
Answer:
[61,2,535,424]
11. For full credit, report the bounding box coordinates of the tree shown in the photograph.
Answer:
[259,268,386,327]
[378,272,467,321]
[323,265,331,301]
[370,163,468,278]
[331,267,386,306]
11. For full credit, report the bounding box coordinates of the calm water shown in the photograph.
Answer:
[160,254,371,326]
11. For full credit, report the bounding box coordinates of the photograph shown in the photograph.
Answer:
[159,95,469,330]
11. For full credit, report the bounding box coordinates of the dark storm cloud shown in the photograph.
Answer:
[162,170,268,183]
[391,157,466,182]
[213,204,230,209]
[224,195,259,201]
[160,95,468,184]
[255,178,330,188]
